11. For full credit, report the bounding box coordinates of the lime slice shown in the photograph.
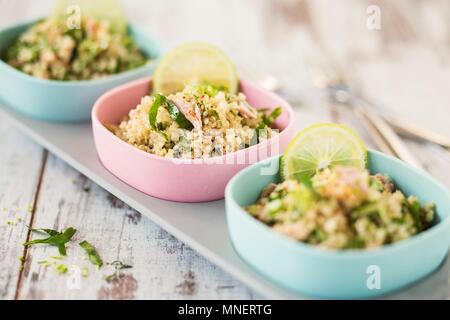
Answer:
[280,124,367,182]
[51,0,128,34]
[153,42,238,95]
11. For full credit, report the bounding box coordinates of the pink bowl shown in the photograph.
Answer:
[92,77,296,202]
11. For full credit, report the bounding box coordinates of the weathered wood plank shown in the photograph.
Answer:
[17,154,258,299]
[0,117,44,299]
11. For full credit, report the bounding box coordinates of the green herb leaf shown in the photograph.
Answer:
[197,83,227,97]
[24,227,77,256]
[55,263,68,274]
[79,240,103,268]
[345,237,366,249]
[166,99,194,130]
[149,94,166,129]
[82,266,89,278]
[263,106,282,126]
[30,228,60,236]
[105,273,118,283]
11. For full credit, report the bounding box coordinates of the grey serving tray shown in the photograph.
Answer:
[2,103,449,300]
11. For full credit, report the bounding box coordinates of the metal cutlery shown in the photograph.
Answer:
[306,59,424,169]
[245,65,449,155]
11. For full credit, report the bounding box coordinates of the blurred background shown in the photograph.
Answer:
[1,0,449,137]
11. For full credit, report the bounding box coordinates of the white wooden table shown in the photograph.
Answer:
[1,0,450,299]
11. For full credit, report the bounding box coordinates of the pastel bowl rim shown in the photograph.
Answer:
[92,77,296,164]
[225,152,450,260]
[0,18,161,87]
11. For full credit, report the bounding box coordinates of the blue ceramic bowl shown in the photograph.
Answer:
[225,150,450,298]
[0,19,162,122]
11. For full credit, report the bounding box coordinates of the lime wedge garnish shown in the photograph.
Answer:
[51,0,128,34]
[152,42,238,95]
[281,124,367,182]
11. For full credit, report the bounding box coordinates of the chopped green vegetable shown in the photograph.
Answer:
[55,264,68,274]
[345,237,366,249]
[104,273,118,283]
[79,240,103,268]
[18,256,25,271]
[24,227,77,256]
[38,260,53,267]
[149,94,167,130]
[263,106,282,126]
[166,99,194,130]
[255,107,282,142]
[82,266,89,278]
[196,83,227,97]
[149,94,194,130]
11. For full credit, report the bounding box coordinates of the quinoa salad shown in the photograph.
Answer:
[4,17,147,80]
[246,166,436,249]
[109,84,282,159]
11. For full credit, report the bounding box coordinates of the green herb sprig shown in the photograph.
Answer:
[24,227,77,256]
[79,240,103,268]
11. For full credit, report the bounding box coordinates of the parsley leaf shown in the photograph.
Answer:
[30,228,60,236]
[149,94,166,129]
[79,240,103,268]
[263,106,282,126]
[24,227,77,256]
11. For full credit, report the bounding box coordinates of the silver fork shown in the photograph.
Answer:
[243,64,450,152]
[306,60,424,169]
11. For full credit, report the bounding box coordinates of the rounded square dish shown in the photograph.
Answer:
[225,151,450,298]
[0,19,162,122]
[92,77,296,202]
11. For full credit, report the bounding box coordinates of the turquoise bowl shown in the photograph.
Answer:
[0,19,162,122]
[225,150,450,298]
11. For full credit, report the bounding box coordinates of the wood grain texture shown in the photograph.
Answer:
[0,116,44,299]
[1,0,450,299]
[16,154,258,299]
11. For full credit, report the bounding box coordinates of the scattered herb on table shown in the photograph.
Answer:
[38,260,54,267]
[24,227,77,256]
[55,264,68,274]
[105,260,133,282]
[79,240,103,268]
[262,106,282,126]
[18,256,24,271]
[82,266,89,278]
